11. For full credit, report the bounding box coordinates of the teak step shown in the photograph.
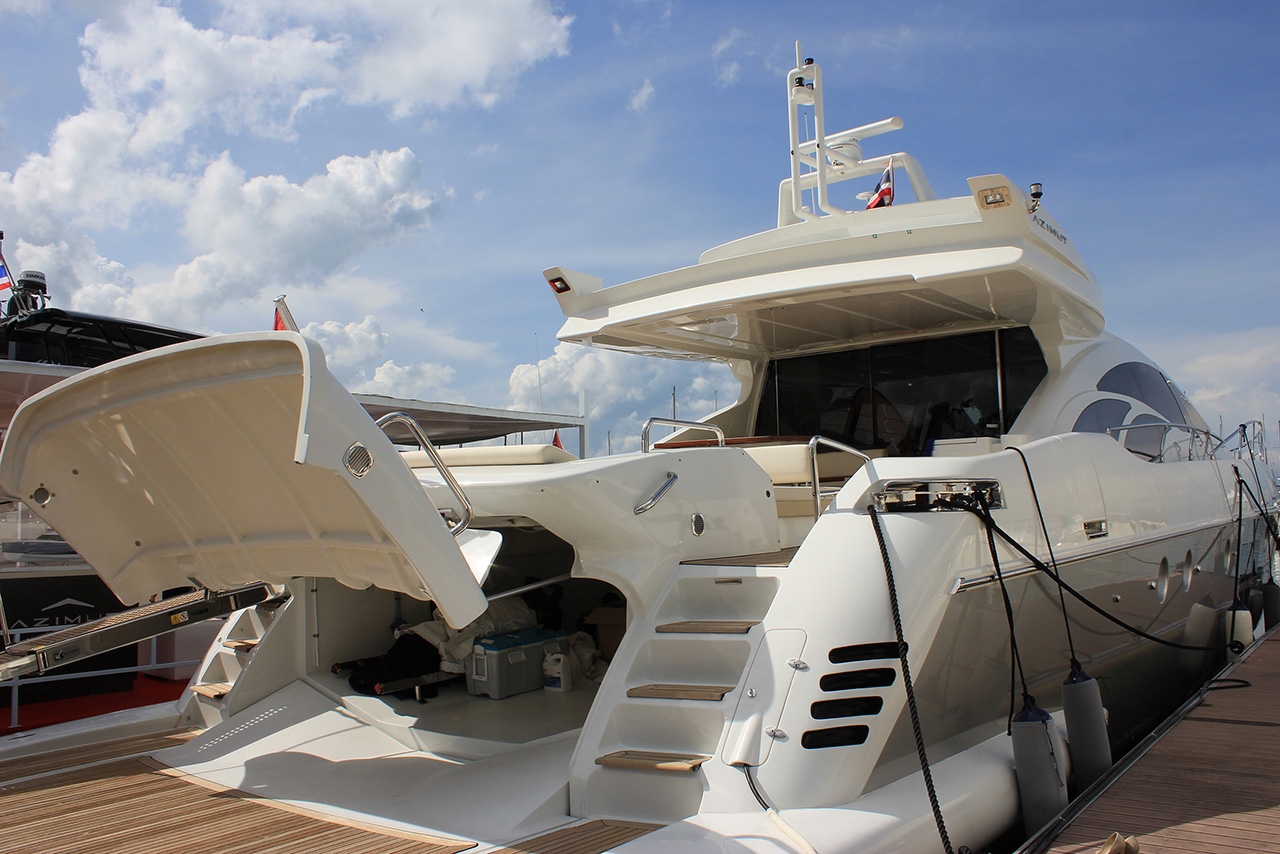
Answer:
[222,639,259,652]
[655,620,758,634]
[191,681,233,699]
[627,683,735,701]
[595,750,711,772]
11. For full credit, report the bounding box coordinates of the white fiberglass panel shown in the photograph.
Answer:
[0,332,487,627]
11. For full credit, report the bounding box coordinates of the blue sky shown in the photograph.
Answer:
[0,1,1277,454]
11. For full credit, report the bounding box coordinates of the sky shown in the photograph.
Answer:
[0,1,1277,456]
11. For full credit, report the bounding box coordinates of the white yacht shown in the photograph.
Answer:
[0,48,1273,854]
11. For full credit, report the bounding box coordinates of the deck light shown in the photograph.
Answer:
[548,276,571,294]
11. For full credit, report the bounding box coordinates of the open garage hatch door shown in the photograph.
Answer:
[0,332,488,629]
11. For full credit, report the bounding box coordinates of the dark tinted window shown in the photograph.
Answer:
[1073,399,1131,435]
[1000,327,1049,430]
[1097,362,1184,424]
[755,327,1047,456]
[1123,413,1166,459]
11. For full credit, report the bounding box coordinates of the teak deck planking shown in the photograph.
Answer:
[1044,630,1280,854]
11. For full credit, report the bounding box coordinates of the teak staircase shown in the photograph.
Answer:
[572,554,787,821]
[186,595,288,727]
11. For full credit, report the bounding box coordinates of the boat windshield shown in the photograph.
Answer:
[753,327,1046,456]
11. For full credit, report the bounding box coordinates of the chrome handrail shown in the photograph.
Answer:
[640,418,725,453]
[1105,421,1217,462]
[376,412,472,536]
[1211,419,1266,460]
[808,435,873,519]
[635,472,678,515]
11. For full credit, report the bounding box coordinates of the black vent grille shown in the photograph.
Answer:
[801,725,869,749]
[819,668,896,693]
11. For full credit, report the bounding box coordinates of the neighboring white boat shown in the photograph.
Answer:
[0,47,1275,854]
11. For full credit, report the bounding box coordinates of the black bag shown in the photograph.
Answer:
[342,632,442,697]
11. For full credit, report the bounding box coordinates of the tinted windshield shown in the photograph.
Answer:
[754,327,1046,456]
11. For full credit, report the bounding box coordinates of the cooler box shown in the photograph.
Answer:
[466,628,568,699]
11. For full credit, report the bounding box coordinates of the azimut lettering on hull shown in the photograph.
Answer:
[1032,213,1069,244]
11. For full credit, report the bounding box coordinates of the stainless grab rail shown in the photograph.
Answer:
[1105,421,1217,462]
[376,412,473,536]
[807,435,873,520]
[640,418,725,453]
[1209,419,1265,460]
[635,472,678,515]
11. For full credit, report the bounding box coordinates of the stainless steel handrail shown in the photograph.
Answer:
[640,418,726,453]
[1211,419,1265,459]
[376,412,472,536]
[1105,421,1216,462]
[807,435,873,519]
[635,472,678,515]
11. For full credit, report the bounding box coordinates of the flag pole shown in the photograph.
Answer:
[273,294,299,332]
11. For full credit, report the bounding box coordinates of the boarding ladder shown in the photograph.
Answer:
[0,583,277,682]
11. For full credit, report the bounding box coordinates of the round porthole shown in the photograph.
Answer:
[1155,557,1169,604]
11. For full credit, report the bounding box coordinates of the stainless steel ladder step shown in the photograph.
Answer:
[625,683,734,701]
[594,750,711,772]
[654,620,758,634]
[0,583,276,681]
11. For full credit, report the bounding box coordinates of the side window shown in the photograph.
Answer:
[1073,399,1131,435]
[1123,414,1166,460]
[999,327,1048,431]
[1097,362,1183,424]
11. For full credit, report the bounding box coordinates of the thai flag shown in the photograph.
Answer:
[865,156,894,209]
[0,259,11,292]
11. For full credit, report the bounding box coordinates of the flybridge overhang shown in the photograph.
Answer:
[549,179,1103,362]
[548,46,1102,362]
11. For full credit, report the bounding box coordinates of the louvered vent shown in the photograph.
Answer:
[343,442,374,477]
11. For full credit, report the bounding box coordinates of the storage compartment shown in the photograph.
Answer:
[466,628,569,699]
[309,524,626,711]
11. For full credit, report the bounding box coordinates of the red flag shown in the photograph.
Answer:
[273,307,287,330]
[552,430,563,450]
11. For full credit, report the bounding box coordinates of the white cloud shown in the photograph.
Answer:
[509,342,737,455]
[80,2,343,148]
[628,78,655,113]
[1145,326,1280,441]
[65,147,434,326]
[0,107,189,229]
[712,28,744,57]
[302,315,388,373]
[711,28,747,88]
[216,0,572,117]
[290,314,463,401]
[356,359,459,400]
[0,0,574,334]
[717,61,740,87]
[183,147,433,272]
[0,0,49,16]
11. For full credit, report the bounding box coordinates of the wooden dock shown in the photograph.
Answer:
[1040,630,1280,854]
